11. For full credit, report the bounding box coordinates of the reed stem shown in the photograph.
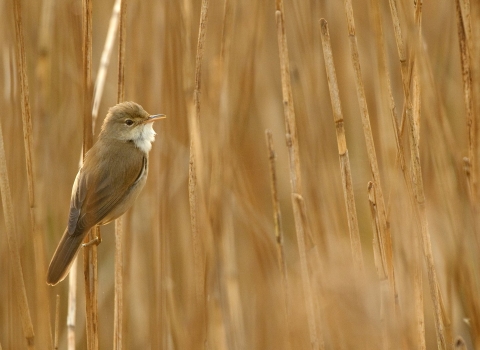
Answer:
[0,116,35,350]
[319,18,364,275]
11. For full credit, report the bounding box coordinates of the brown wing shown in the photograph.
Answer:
[47,140,145,285]
[69,139,146,235]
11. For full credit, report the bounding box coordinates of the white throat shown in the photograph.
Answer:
[133,123,156,153]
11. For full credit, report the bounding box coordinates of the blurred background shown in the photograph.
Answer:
[0,0,479,349]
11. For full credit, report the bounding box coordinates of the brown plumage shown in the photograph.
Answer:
[47,102,164,285]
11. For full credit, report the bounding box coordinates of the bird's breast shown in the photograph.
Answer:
[98,156,148,225]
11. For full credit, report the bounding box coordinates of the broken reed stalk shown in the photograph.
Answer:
[54,295,60,350]
[319,19,364,275]
[13,0,53,348]
[265,129,291,348]
[342,0,398,305]
[275,6,322,349]
[92,0,122,128]
[0,119,35,350]
[274,6,302,194]
[386,2,449,348]
[113,1,127,349]
[81,0,98,347]
[387,0,408,86]
[67,258,77,350]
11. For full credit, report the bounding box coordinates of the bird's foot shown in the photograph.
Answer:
[82,229,102,247]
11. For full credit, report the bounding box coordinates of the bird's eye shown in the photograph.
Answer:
[125,119,134,126]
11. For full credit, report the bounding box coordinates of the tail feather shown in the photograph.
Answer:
[47,228,87,285]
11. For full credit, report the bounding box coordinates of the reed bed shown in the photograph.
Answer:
[0,0,479,349]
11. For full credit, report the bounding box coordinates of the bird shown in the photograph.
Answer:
[46,101,165,285]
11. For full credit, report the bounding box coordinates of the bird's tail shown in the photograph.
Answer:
[47,228,87,286]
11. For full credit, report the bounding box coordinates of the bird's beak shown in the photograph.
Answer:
[144,114,166,124]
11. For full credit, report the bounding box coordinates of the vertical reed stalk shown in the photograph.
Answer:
[92,0,122,128]
[83,226,99,350]
[82,0,93,154]
[386,1,450,347]
[218,203,246,350]
[370,0,426,343]
[455,0,480,250]
[265,129,291,348]
[13,0,52,347]
[275,3,322,348]
[12,0,33,225]
[319,18,364,275]
[274,4,302,194]
[342,0,397,304]
[34,4,54,344]
[412,229,425,350]
[189,3,208,306]
[387,0,409,98]
[368,182,387,280]
[67,258,77,350]
[113,1,127,349]
[9,0,36,348]
[113,218,124,350]
[385,86,427,348]
[0,118,35,349]
[117,0,127,104]
[368,182,392,348]
[408,74,448,350]
[292,194,322,350]
[411,8,427,348]
[81,0,98,347]
[54,295,60,350]
[188,0,209,345]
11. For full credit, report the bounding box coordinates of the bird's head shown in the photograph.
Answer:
[99,101,165,153]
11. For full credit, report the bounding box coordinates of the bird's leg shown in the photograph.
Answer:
[82,226,102,247]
